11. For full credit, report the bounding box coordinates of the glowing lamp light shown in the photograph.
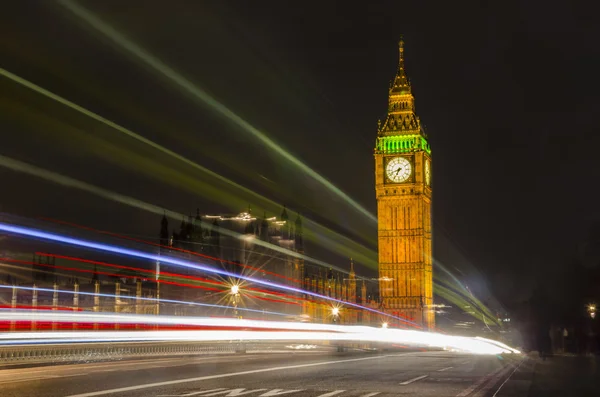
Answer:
[331,307,340,316]
[382,322,388,329]
[230,285,240,295]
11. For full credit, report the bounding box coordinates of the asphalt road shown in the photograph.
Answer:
[0,350,524,397]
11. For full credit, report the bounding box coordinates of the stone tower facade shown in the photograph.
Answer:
[374,38,434,329]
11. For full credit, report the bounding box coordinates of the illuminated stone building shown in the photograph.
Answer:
[160,208,364,322]
[374,38,434,329]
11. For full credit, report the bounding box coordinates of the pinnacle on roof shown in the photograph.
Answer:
[390,36,411,95]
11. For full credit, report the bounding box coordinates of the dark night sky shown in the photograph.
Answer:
[1,1,600,308]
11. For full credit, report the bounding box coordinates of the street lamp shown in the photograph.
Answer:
[588,303,596,319]
[230,284,241,318]
[382,322,388,329]
[331,306,340,323]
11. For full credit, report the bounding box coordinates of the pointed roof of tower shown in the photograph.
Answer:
[378,36,423,137]
[390,36,411,95]
[349,258,355,275]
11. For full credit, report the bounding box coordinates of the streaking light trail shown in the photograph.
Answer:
[0,222,417,327]
[0,155,367,273]
[0,285,286,317]
[0,311,520,355]
[58,0,377,224]
[17,253,307,305]
[0,67,377,267]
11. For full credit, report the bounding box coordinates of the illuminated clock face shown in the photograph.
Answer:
[386,157,411,183]
[425,159,431,186]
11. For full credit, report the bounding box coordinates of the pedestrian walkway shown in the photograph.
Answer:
[497,353,600,396]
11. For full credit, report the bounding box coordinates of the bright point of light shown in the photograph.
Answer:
[382,322,388,329]
[0,222,417,326]
[0,285,282,316]
[331,307,340,316]
[231,285,240,295]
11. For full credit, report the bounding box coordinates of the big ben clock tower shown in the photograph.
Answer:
[375,38,434,329]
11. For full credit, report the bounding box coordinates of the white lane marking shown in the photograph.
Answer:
[491,358,527,397]
[437,366,454,372]
[259,390,303,396]
[65,354,401,397]
[399,375,428,385]
[158,388,228,396]
[456,365,506,396]
[204,389,267,396]
[316,391,345,397]
[461,360,471,365]
[360,393,381,397]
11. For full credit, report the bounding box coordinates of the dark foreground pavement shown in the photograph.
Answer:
[496,354,600,397]
[0,350,527,397]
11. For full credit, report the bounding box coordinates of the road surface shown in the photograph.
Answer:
[0,350,524,397]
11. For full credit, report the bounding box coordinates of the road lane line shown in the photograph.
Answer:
[259,390,303,396]
[437,366,454,372]
[204,389,267,396]
[360,393,381,397]
[490,357,527,396]
[399,375,428,385]
[158,388,228,396]
[65,354,403,397]
[456,365,505,396]
[316,391,345,397]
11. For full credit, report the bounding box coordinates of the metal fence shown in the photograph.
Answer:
[0,341,253,365]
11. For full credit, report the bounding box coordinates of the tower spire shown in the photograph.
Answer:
[391,36,410,95]
[378,36,422,137]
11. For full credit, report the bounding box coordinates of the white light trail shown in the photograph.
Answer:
[0,311,519,355]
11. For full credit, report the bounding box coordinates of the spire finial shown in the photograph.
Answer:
[397,35,406,73]
[389,35,411,96]
[398,35,405,69]
[350,258,355,274]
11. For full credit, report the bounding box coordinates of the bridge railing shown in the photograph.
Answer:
[0,340,381,366]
